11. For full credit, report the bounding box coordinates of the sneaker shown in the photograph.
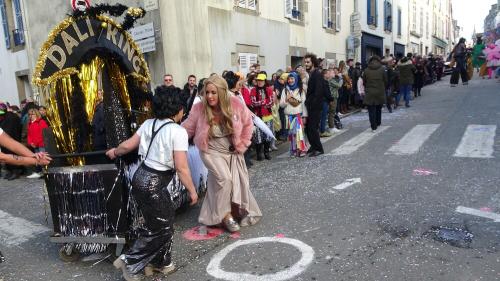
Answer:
[26,172,41,179]
[270,144,278,151]
[320,132,332,138]
[144,263,175,277]
[337,112,344,117]
[330,128,341,133]
[361,109,368,113]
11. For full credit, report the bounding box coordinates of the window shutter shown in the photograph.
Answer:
[374,0,378,26]
[0,0,9,49]
[237,0,246,8]
[247,0,257,10]
[398,8,401,35]
[367,0,371,25]
[335,0,341,31]
[323,0,329,28]
[284,0,292,18]
[239,53,249,74]
[249,53,258,67]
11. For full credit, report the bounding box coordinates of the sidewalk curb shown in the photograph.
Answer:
[339,109,362,119]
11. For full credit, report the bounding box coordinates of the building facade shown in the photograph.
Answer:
[356,0,408,65]
[0,0,30,105]
[0,0,461,104]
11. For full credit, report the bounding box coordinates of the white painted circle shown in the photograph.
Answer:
[206,237,315,281]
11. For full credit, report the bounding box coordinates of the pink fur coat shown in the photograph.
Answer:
[181,96,254,154]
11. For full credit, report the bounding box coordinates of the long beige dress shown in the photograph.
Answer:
[198,125,262,226]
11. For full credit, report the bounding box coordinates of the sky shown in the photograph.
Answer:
[452,0,497,40]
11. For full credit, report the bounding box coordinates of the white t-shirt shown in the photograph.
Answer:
[136,118,188,171]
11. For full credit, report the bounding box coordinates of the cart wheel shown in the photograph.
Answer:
[58,245,80,262]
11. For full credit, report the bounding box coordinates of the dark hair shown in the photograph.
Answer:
[152,85,184,119]
[39,106,47,110]
[321,69,329,76]
[369,55,381,63]
[197,78,206,93]
[304,53,319,67]
[224,71,239,90]
[188,74,196,80]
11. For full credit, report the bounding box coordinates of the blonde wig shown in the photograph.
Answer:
[202,75,234,137]
[28,108,42,120]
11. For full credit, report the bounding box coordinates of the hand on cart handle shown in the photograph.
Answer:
[106,148,118,160]
[34,151,52,165]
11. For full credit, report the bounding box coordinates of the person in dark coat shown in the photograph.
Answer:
[0,103,22,180]
[413,58,426,99]
[396,57,417,107]
[304,53,325,157]
[363,56,387,132]
[450,38,469,86]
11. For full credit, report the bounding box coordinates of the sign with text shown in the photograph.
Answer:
[143,0,158,11]
[136,37,156,53]
[129,22,154,41]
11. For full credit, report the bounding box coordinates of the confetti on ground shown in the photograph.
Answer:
[182,226,225,241]
[412,168,438,176]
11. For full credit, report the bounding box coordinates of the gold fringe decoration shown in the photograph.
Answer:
[108,60,132,115]
[79,57,104,123]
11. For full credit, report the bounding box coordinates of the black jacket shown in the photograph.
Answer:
[0,112,22,154]
[305,68,326,110]
[91,102,107,150]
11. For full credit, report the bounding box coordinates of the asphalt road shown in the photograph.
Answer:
[0,76,499,281]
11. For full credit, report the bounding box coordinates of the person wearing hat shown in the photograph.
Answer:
[250,73,274,161]
[0,103,23,180]
[275,72,289,141]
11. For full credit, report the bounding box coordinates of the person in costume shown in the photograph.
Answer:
[472,37,487,78]
[249,73,274,161]
[280,71,308,157]
[107,86,198,281]
[182,75,262,233]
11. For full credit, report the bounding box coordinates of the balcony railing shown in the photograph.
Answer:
[12,29,24,46]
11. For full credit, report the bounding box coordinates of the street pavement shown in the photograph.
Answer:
[1,76,499,281]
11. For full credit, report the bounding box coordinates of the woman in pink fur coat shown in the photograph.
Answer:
[182,75,262,233]
[483,43,500,79]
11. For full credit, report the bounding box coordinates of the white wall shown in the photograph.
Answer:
[0,15,28,105]
[208,7,289,75]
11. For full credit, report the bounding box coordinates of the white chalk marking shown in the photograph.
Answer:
[329,178,362,192]
[454,125,496,158]
[0,210,49,246]
[206,237,314,281]
[277,129,348,159]
[385,124,440,155]
[455,206,500,222]
[329,126,390,155]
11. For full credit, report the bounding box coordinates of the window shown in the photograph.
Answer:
[397,8,401,36]
[239,53,258,75]
[0,0,9,49]
[384,0,392,32]
[12,0,24,46]
[285,0,301,21]
[323,0,332,29]
[236,0,256,10]
[367,0,377,26]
